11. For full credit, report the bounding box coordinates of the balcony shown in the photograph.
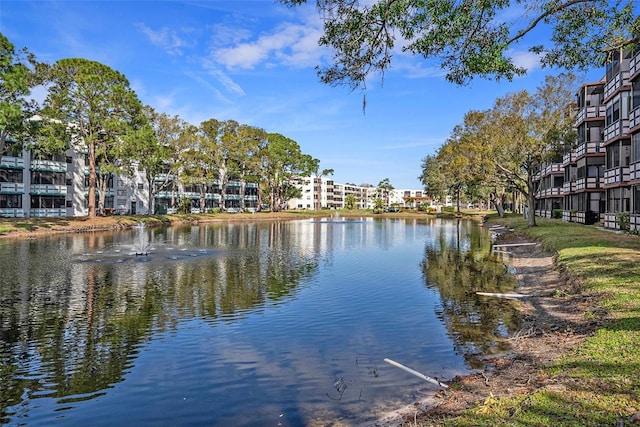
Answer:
[541,163,563,177]
[31,159,67,173]
[604,70,629,100]
[562,151,576,166]
[575,105,606,124]
[30,208,67,217]
[154,173,176,182]
[604,119,630,141]
[604,167,630,186]
[562,181,575,193]
[0,156,24,169]
[630,51,640,80]
[629,107,640,131]
[575,177,602,191]
[30,184,67,196]
[0,208,25,218]
[630,162,640,181]
[0,182,25,194]
[575,141,603,158]
[540,188,562,197]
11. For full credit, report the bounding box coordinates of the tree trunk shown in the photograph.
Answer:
[527,174,537,227]
[88,141,96,218]
[490,191,505,217]
[199,183,206,212]
[96,173,108,216]
[240,180,246,211]
[147,178,154,215]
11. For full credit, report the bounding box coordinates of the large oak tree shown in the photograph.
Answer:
[280,0,638,88]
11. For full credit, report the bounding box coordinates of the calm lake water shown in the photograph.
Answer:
[0,217,519,426]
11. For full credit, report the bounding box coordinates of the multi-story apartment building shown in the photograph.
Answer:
[534,153,565,219]
[628,47,640,230]
[0,141,260,218]
[602,48,633,229]
[286,177,434,211]
[287,176,370,210]
[562,80,606,224]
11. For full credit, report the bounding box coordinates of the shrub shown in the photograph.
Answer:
[616,211,630,231]
[552,209,562,219]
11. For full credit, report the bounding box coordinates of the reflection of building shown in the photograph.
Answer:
[0,141,259,218]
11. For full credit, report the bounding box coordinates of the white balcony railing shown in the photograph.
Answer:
[31,159,67,173]
[0,208,25,218]
[0,156,24,169]
[604,119,630,141]
[604,167,630,185]
[30,208,67,217]
[575,141,603,158]
[604,70,629,100]
[0,182,24,193]
[30,184,67,196]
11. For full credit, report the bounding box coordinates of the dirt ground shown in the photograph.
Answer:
[378,227,605,426]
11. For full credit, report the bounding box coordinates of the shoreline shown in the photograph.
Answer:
[375,223,602,426]
[0,211,485,240]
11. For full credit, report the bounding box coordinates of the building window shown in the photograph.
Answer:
[31,171,65,185]
[606,100,620,126]
[137,183,144,190]
[0,194,22,208]
[0,169,23,183]
[633,80,640,110]
[633,133,640,163]
[605,50,620,81]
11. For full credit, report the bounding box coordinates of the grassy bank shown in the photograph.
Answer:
[434,214,640,426]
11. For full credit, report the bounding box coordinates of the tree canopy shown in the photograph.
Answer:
[421,73,577,225]
[0,32,43,155]
[39,58,146,217]
[280,0,638,88]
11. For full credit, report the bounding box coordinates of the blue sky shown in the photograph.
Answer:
[1,1,607,189]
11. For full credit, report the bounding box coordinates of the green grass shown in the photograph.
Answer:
[429,214,640,426]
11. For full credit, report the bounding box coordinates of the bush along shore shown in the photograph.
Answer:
[398,213,640,427]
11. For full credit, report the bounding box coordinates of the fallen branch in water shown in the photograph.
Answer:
[476,292,529,300]
[384,358,448,388]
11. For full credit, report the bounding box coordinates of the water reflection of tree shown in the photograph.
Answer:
[0,224,319,422]
[421,221,521,368]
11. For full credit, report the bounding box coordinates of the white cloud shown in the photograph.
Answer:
[199,59,246,96]
[212,20,325,70]
[509,49,542,72]
[136,23,196,56]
